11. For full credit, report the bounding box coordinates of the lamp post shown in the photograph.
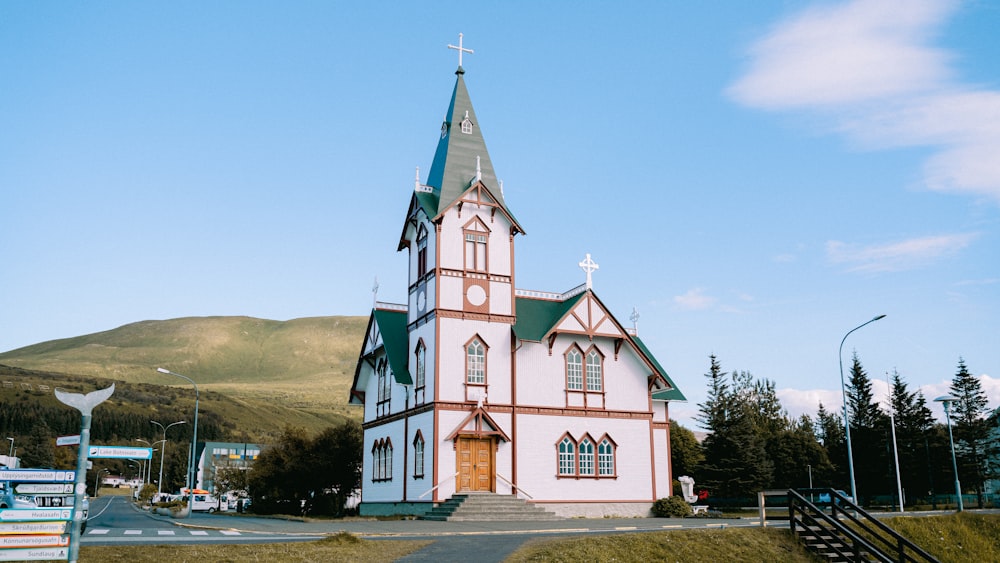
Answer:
[157,368,200,505]
[934,395,963,512]
[150,420,186,496]
[886,372,905,512]
[136,439,164,485]
[838,314,886,503]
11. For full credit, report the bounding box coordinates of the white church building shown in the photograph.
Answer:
[350,39,686,518]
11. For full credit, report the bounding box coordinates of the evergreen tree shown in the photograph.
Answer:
[888,369,933,505]
[949,358,990,508]
[669,420,704,479]
[696,354,728,432]
[845,352,888,504]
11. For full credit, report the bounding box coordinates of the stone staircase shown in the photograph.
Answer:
[421,493,562,522]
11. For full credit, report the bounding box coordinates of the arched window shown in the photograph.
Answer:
[598,437,616,476]
[415,341,426,389]
[578,437,595,476]
[558,436,576,476]
[585,348,603,392]
[416,225,428,278]
[384,440,393,480]
[413,432,425,479]
[466,337,486,384]
[565,347,583,390]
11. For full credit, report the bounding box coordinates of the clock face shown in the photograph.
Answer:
[417,291,426,312]
[466,284,486,306]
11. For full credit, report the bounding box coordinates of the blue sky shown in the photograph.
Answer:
[2,1,997,429]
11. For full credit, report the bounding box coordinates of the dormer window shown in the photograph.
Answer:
[441,122,449,139]
[461,111,473,134]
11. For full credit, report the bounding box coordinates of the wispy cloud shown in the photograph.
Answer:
[728,0,1000,203]
[673,288,717,311]
[826,233,977,272]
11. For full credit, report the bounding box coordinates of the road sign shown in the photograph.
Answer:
[55,435,80,447]
[0,522,67,535]
[0,535,69,548]
[87,446,152,460]
[12,484,73,495]
[0,509,71,522]
[0,470,74,483]
[0,547,68,561]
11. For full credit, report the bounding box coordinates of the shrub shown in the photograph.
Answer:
[652,496,692,518]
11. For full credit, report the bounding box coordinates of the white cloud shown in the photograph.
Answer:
[673,288,717,311]
[729,0,1000,203]
[778,388,843,420]
[826,233,977,272]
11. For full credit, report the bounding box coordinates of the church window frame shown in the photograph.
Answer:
[462,218,490,273]
[597,435,617,477]
[415,340,426,391]
[461,116,473,134]
[376,358,391,417]
[416,225,428,279]
[557,434,576,477]
[413,431,425,479]
[578,436,596,476]
[465,335,487,386]
[565,345,584,391]
[585,346,604,392]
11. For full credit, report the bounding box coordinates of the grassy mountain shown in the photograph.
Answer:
[0,316,369,439]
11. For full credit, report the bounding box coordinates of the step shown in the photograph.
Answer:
[420,493,562,522]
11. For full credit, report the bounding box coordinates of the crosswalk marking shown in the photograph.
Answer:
[85,528,244,537]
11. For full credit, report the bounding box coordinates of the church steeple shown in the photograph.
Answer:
[425,66,505,214]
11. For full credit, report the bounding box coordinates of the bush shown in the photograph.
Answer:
[652,496,692,518]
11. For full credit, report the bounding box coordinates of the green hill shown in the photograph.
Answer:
[0,315,370,440]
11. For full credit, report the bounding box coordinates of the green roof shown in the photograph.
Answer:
[634,335,687,401]
[372,309,412,385]
[512,293,586,342]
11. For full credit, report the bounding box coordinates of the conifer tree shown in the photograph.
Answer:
[949,358,989,507]
[888,369,933,504]
[845,352,888,504]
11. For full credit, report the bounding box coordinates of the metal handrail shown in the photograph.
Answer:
[789,488,939,563]
[496,473,533,499]
[418,472,460,499]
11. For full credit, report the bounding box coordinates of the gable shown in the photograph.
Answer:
[349,308,412,404]
[555,293,625,339]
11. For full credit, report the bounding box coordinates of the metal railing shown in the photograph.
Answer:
[496,473,533,499]
[788,488,939,563]
[418,471,460,499]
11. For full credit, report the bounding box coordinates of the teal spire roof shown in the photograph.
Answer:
[425,67,504,213]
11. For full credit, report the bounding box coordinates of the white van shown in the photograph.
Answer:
[189,492,225,513]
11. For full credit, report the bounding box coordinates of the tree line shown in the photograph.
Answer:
[672,354,997,508]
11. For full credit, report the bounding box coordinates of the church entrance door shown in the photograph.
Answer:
[456,437,494,492]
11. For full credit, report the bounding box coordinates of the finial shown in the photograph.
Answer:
[499,179,504,197]
[579,253,599,290]
[372,276,380,307]
[414,166,420,191]
[630,307,640,334]
[448,33,474,68]
[475,155,482,182]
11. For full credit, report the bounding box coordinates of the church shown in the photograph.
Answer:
[349,37,686,518]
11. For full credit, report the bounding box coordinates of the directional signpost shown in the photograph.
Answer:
[87,446,152,460]
[0,470,75,562]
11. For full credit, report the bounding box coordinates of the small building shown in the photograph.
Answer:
[195,442,263,495]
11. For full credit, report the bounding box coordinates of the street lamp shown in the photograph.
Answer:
[157,368,200,505]
[136,439,164,485]
[934,395,963,512]
[838,314,886,503]
[150,420,186,496]
[886,372,905,512]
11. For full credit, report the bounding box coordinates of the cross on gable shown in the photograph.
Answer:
[579,253,599,290]
[448,33,474,67]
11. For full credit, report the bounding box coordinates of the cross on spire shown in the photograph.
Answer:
[372,276,380,307]
[630,307,640,334]
[448,33,474,67]
[579,253,599,290]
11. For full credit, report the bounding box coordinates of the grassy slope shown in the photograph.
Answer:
[0,315,369,439]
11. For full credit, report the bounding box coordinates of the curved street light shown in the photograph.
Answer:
[934,395,963,512]
[135,438,165,485]
[157,368,200,508]
[838,314,886,503]
[150,420,186,496]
